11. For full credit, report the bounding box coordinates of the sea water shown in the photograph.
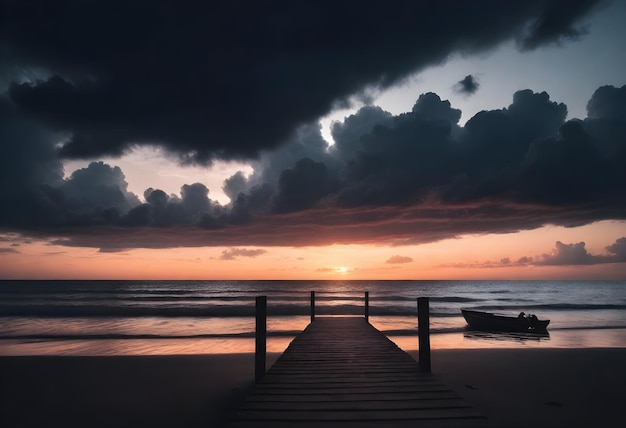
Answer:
[0,280,625,355]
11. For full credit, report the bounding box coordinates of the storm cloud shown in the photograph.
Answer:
[2,0,624,251]
[2,82,626,250]
[2,0,600,163]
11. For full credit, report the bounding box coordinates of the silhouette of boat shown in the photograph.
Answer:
[461,309,550,332]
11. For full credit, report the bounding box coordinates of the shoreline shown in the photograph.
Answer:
[3,325,626,357]
[1,348,625,427]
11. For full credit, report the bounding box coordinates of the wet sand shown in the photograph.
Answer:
[1,348,625,427]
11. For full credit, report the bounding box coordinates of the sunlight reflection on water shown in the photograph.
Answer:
[0,337,296,356]
[2,327,625,357]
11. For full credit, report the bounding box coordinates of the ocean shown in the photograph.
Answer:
[1,280,625,356]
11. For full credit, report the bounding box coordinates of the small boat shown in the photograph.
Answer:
[461,309,550,332]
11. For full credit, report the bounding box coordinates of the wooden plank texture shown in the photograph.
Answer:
[229,317,489,427]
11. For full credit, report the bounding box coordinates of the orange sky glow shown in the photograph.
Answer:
[1,2,626,284]
[2,221,624,280]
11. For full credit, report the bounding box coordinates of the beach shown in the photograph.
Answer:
[427,348,626,428]
[1,348,625,428]
[0,353,279,428]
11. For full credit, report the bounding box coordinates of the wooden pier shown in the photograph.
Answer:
[230,317,488,427]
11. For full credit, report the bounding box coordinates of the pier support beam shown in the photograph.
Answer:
[255,296,267,382]
[310,291,315,322]
[417,297,431,372]
[364,291,369,322]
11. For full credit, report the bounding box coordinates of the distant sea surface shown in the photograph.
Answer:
[1,280,625,356]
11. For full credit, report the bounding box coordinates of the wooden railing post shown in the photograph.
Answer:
[310,291,315,322]
[364,291,369,322]
[255,296,267,382]
[417,297,431,372]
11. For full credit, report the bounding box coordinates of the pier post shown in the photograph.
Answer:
[364,291,369,322]
[310,291,315,322]
[255,296,267,382]
[417,297,431,372]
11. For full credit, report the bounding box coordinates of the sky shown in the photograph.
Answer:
[0,0,625,280]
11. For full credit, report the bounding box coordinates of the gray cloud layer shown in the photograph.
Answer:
[2,0,599,163]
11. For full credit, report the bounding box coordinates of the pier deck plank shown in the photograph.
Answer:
[229,317,488,427]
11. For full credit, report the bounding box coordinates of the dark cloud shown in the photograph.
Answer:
[1,0,601,163]
[330,106,394,158]
[386,255,413,264]
[273,158,336,213]
[3,0,619,252]
[454,75,480,95]
[0,98,65,227]
[220,248,267,261]
[586,85,626,120]
[514,121,611,205]
[123,182,229,229]
[2,82,626,251]
[338,92,462,207]
[222,172,249,202]
[584,85,626,173]
[62,161,140,212]
[518,0,597,50]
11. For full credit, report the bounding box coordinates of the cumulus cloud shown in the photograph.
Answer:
[442,237,626,268]
[454,75,480,95]
[606,237,626,259]
[220,248,267,261]
[1,82,625,251]
[0,0,619,252]
[1,0,601,163]
[538,237,626,265]
[273,158,337,213]
[537,241,592,265]
[386,255,414,264]
[2,0,618,252]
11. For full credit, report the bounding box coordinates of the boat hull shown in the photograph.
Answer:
[462,309,550,332]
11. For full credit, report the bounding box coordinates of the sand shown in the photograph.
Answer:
[425,348,626,428]
[0,353,281,428]
[1,348,625,427]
